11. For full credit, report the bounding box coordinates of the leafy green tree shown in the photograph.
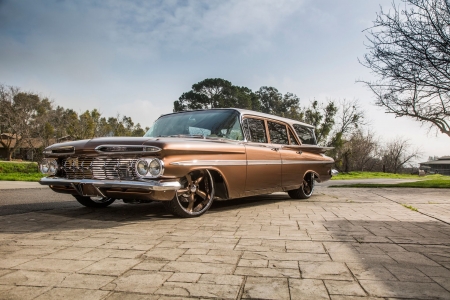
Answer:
[249,87,303,120]
[303,100,338,145]
[257,86,283,115]
[174,78,254,111]
[57,109,147,140]
[64,109,84,140]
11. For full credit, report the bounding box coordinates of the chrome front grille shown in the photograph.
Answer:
[62,157,138,180]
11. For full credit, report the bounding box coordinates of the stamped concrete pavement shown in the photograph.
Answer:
[0,186,450,299]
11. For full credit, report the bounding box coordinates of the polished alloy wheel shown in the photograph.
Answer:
[176,170,214,213]
[164,169,215,217]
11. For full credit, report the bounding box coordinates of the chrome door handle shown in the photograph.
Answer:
[271,148,280,152]
[296,151,303,154]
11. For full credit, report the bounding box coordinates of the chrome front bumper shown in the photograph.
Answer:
[39,177,181,191]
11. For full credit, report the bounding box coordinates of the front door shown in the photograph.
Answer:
[242,117,281,193]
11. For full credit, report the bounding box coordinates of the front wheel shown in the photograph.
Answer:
[73,195,116,208]
[163,169,215,218]
[288,172,315,199]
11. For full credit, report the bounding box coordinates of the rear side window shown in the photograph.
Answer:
[293,124,317,145]
[243,118,267,143]
[268,121,289,144]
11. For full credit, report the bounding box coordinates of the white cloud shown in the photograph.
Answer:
[100,0,309,57]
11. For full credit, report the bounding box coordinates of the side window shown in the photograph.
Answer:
[288,129,299,145]
[268,121,289,144]
[244,118,267,143]
[293,124,317,145]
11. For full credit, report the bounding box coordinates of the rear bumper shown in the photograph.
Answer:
[39,177,181,191]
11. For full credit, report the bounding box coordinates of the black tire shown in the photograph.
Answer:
[73,195,116,208]
[163,170,214,218]
[288,173,315,199]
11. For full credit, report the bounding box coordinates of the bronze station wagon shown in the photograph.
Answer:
[39,108,335,217]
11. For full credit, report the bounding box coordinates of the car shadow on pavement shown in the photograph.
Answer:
[314,219,450,299]
[0,194,297,234]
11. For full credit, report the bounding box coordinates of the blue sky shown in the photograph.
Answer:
[0,0,448,161]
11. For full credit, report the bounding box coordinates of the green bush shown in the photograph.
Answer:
[0,161,39,174]
[0,161,42,181]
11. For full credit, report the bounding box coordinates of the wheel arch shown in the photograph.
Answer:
[180,166,230,200]
[303,170,320,182]
[207,169,230,200]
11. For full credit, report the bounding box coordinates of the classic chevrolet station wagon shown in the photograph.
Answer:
[39,108,335,217]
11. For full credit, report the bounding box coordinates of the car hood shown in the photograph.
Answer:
[44,136,245,157]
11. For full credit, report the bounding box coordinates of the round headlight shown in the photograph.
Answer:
[136,160,149,176]
[149,159,162,176]
[48,160,58,175]
[39,160,49,174]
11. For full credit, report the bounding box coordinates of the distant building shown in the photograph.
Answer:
[419,156,450,176]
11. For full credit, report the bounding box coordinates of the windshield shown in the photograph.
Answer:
[144,110,244,140]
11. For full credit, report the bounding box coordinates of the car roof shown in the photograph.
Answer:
[159,108,315,129]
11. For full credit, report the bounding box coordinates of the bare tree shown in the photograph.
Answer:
[348,129,380,171]
[333,99,366,137]
[380,137,422,173]
[360,0,450,137]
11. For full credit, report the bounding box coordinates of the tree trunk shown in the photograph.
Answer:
[344,152,350,173]
[6,148,12,161]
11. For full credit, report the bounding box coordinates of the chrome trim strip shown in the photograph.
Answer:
[281,160,334,165]
[43,146,75,156]
[95,145,161,154]
[171,159,333,166]
[171,160,247,166]
[40,177,181,191]
[247,160,280,165]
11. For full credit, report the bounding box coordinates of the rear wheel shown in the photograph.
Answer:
[163,169,214,218]
[288,172,315,199]
[73,195,116,208]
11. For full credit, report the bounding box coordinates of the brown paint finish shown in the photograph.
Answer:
[279,147,306,188]
[244,142,281,191]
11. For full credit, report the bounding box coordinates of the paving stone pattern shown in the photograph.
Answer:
[1,187,450,299]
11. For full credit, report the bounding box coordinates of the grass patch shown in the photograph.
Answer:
[0,173,44,182]
[0,161,43,182]
[402,204,418,212]
[330,176,450,189]
[331,171,424,180]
